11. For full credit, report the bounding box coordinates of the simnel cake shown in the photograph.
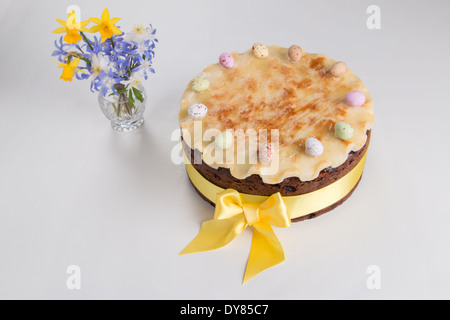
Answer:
[179,43,374,222]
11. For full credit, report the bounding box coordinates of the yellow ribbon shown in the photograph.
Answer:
[180,149,368,284]
[183,150,367,220]
[180,189,291,284]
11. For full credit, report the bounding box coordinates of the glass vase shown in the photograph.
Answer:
[98,84,147,132]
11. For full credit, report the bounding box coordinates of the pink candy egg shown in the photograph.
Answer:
[219,53,234,68]
[345,90,366,107]
[259,142,276,164]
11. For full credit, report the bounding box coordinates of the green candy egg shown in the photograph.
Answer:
[334,121,354,140]
[214,131,234,150]
[191,76,210,92]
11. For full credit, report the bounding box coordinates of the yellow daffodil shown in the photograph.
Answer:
[53,58,83,82]
[53,11,90,44]
[89,8,121,42]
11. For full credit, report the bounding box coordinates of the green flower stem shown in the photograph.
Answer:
[66,52,91,66]
[80,31,93,51]
[114,83,133,117]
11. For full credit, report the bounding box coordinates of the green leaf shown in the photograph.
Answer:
[132,87,144,103]
[128,89,135,109]
[116,88,128,95]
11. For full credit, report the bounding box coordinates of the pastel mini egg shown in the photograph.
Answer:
[288,45,303,62]
[305,138,323,157]
[259,142,276,164]
[330,61,348,77]
[252,43,269,58]
[345,90,366,107]
[191,76,210,92]
[188,103,208,120]
[219,53,235,68]
[334,121,354,140]
[214,131,234,150]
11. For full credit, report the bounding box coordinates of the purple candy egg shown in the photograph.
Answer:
[219,53,234,69]
[345,90,366,107]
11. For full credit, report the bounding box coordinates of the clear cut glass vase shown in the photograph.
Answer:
[98,84,147,132]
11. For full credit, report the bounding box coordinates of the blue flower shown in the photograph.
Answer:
[133,58,155,80]
[95,69,122,96]
[85,35,103,55]
[130,40,154,63]
[76,71,90,81]
[52,36,74,62]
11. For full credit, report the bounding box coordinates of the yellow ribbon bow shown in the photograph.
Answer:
[180,189,291,284]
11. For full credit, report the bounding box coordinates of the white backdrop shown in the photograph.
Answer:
[1,0,449,299]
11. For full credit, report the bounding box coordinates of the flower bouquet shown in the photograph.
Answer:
[52,8,158,132]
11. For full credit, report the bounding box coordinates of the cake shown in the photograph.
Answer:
[179,44,374,222]
[178,43,374,283]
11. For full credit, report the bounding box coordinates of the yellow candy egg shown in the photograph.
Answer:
[329,61,348,77]
[252,43,269,58]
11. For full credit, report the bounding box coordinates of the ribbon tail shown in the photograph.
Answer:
[243,223,285,285]
[179,215,247,255]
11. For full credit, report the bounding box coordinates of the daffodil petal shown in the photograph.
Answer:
[110,25,122,35]
[109,17,121,24]
[101,8,110,22]
[89,25,102,33]
[67,12,77,26]
[69,58,80,68]
[56,18,67,26]
[52,27,66,34]
[52,59,63,67]
[89,17,101,24]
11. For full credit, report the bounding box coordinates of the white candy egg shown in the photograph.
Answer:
[305,138,324,157]
[188,103,208,120]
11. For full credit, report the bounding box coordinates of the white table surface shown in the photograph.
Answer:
[1,0,449,300]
